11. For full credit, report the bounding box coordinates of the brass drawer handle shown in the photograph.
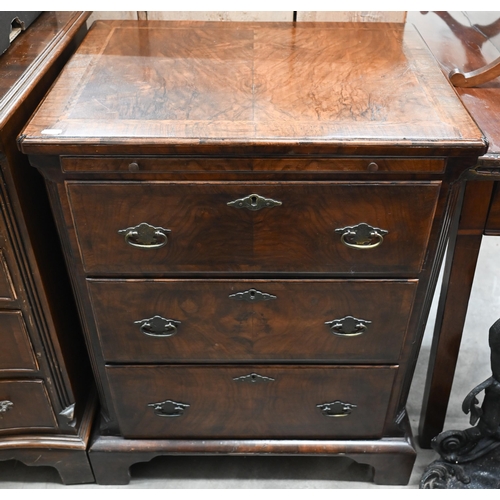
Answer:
[325,316,372,337]
[335,222,388,250]
[229,289,277,302]
[317,400,357,418]
[148,399,190,418]
[0,400,13,413]
[134,315,181,337]
[118,222,171,249]
[227,193,282,211]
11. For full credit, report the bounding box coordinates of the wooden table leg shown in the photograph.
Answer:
[418,180,495,448]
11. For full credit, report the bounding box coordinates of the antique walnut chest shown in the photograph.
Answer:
[0,12,95,484]
[18,20,487,485]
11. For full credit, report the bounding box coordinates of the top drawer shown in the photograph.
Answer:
[66,181,440,276]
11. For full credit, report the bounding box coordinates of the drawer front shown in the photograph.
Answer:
[67,181,440,275]
[106,365,397,439]
[62,156,446,174]
[89,279,417,363]
[0,380,57,432]
[0,311,37,371]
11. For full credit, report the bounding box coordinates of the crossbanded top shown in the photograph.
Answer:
[19,20,486,156]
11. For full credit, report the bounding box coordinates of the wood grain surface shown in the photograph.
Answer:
[66,181,440,275]
[409,11,500,155]
[0,311,37,371]
[61,156,446,174]
[458,89,500,153]
[18,21,486,157]
[88,429,416,486]
[88,279,417,363]
[0,380,57,432]
[105,364,397,439]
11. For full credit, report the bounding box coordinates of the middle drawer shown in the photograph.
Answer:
[88,279,417,363]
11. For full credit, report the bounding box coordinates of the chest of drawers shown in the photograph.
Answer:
[19,20,487,485]
[0,12,95,484]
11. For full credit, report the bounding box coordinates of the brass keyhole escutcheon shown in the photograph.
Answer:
[229,289,277,302]
[227,194,282,211]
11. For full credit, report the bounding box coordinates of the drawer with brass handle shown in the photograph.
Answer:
[0,380,57,432]
[105,364,397,439]
[67,181,440,276]
[87,279,417,363]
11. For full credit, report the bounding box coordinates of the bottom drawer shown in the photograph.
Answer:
[106,365,397,439]
[0,380,57,432]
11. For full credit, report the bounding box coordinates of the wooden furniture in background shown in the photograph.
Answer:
[407,11,500,449]
[0,11,95,484]
[19,20,486,485]
[449,55,500,87]
[296,12,406,22]
[85,11,406,25]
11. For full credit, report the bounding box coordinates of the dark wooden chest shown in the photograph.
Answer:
[19,20,487,485]
[0,11,94,484]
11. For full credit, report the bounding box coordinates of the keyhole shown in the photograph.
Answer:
[250,290,256,300]
[250,195,258,206]
[250,374,257,381]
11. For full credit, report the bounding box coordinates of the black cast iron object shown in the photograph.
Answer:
[420,317,500,488]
